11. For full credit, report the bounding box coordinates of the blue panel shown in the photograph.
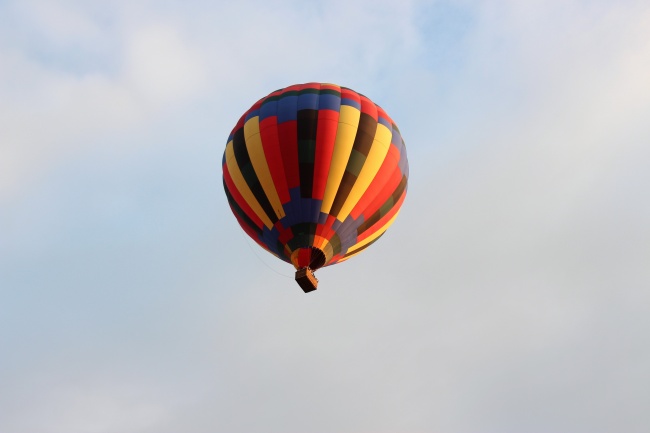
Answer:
[245,108,260,122]
[297,92,319,111]
[337,214,359,253]
[318,93,341,112]
[309,198,322,224]
[333,213,362,249]
[301,197,312,223]
[341,98,361,110]
[391,126,404,149]
[259,99,278,121]
[283,188,325,227]
[261,224,282,256]
[318,212,329,225]
[280,208,294,228]
[281,187,303,227]
[299,198,320,224]
[278,216,293,241]
[278,95,298,123]
[399,149,409,175]
[378,115,392,130]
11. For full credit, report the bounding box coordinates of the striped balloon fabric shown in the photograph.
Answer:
[222,83,408,290]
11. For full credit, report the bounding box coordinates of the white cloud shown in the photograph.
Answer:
[0,47,143,201]
[0,3,212,202]
[123,23,207,104]
[13,0,103,47]
[0,0,426,203]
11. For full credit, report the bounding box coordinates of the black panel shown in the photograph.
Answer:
[232,126,278,224]
[297,109,318,198]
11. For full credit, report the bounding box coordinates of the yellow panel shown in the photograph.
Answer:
[337,251,359,262]
[336,123,392,221]
[320,105,360,214]
[312,235,334,263]
[345,210,400,255]
[225,140,274,229]
[244,117,286,220]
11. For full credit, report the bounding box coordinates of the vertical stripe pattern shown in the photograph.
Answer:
[222,83,409,271]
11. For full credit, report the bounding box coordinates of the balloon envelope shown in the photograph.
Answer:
[222,83,408,287]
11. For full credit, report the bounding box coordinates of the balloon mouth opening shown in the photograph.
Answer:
[309,248,326,270]
[291,247,327,271]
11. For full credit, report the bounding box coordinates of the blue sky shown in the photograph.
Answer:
[1,1,650,432]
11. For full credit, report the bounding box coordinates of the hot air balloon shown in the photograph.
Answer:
[222,83,408,292]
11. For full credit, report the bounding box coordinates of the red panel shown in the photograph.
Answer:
[314,221,327,239]
[376,105,393,125]
[314,215,339,248]
[321,83,340,92]
[276,221,293,245]
[350,144,400,220]
[312,109,339,200]
[284,83,303,93]
[357,189,406,243]
[297,248,312,268]
[359,95,378,120]
[223,163,264,230]
[319,214,337,240]
[361,157,404,221]
[340,87,358,101]
[260,116,290,204]
[277,120,300,189]
[361,167,404,222]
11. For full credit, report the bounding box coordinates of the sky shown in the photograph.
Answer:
[1,0,649,432]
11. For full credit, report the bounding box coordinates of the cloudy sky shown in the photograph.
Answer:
[1,0,649,432]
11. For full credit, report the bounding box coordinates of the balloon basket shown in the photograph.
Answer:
[295,267,318,293]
